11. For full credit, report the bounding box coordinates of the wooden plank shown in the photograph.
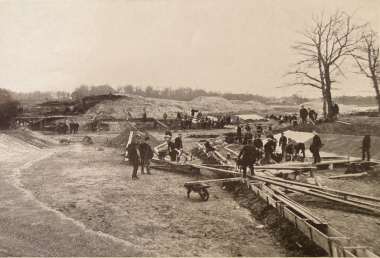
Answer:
[256,165,315,171]
[214,150,229,163]
[283,207,297,224]
[152,118,169,129]
[191,164,241,176]
[224,145,239,156]
[296,218,313,239]
[309,225,331,254]
[328,172,368,179]
[256,174,380,203]
[269,187,327,225]
[309,189,380,210]
[184,177,241,186]
[337,120,351,125]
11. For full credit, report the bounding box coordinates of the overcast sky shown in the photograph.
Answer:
[0,0,379,97]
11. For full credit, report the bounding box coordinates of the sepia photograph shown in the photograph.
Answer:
[1,0,380,257]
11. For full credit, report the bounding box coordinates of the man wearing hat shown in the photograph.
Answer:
[300,105,308,124]
[238,139,258,177]
[174,133,183,162]
[139,136,154,175]
[165,135,177,162]
[310,130,323,164]
[126,135,141,180]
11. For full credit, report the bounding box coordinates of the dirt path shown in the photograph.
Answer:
[0,146,143,256]
[19,144,287,256]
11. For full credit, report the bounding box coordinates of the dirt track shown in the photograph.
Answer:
[0,140,287,256]
[0,147,141,256]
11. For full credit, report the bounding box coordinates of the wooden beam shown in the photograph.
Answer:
[328,172,368,179]
[256,174,380,203]
[153,118,169,129]
[261,184,327,225]
[184,177,241,186]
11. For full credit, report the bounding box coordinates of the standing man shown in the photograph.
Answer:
[142,108,147,122]
[243,130,253,145]
[362,135,371,161]
[174,134,183,162]
[139,136,154,175]
[310,131,323,164]
[300,105,308,124]
[279,132,288,161]
[127,135,141,180]
[238,139,258,178]
[167,136,177,162]
[236,124,242,144]
[163,112,168,121]
[253,134,264,161]
[264,136,276,164]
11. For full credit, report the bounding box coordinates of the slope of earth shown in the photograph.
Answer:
[20,144,287,257]
[86,95,271,119]
[6,128,59,148]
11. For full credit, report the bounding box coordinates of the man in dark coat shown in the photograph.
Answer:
[243,131,253,145]
[279,132,288,161]
[174,134,183,162]
[127,136,141,180]
[167,137,177,162]
[362,135,371,161]
[264,136,277,164]
[310,131,323,164]
[256,124,263,135]
[236,125,242,144]
[300,105,308,124]
[333,103,340,119]
[139,136,154,175]
[69,120,75,134]
[238,139,258,177]
[253,134,264,161]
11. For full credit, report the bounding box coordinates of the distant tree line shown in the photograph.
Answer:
[334,96,377,106]
[8,84,311,105]
[115,85,309,104]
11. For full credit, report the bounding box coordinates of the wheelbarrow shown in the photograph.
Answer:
[184,182,211,201]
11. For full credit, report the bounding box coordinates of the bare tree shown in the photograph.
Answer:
[288,11,364,119]
[352,30,380,112]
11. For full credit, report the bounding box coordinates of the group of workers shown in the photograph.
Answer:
[152,130,186,162]
[299,106,319,124]
[163,110,232,130]
[125,103,372,180]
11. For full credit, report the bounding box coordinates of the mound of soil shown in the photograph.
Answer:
[0,133,42,160]
[6,128,58,148]
[86,94,271,120]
